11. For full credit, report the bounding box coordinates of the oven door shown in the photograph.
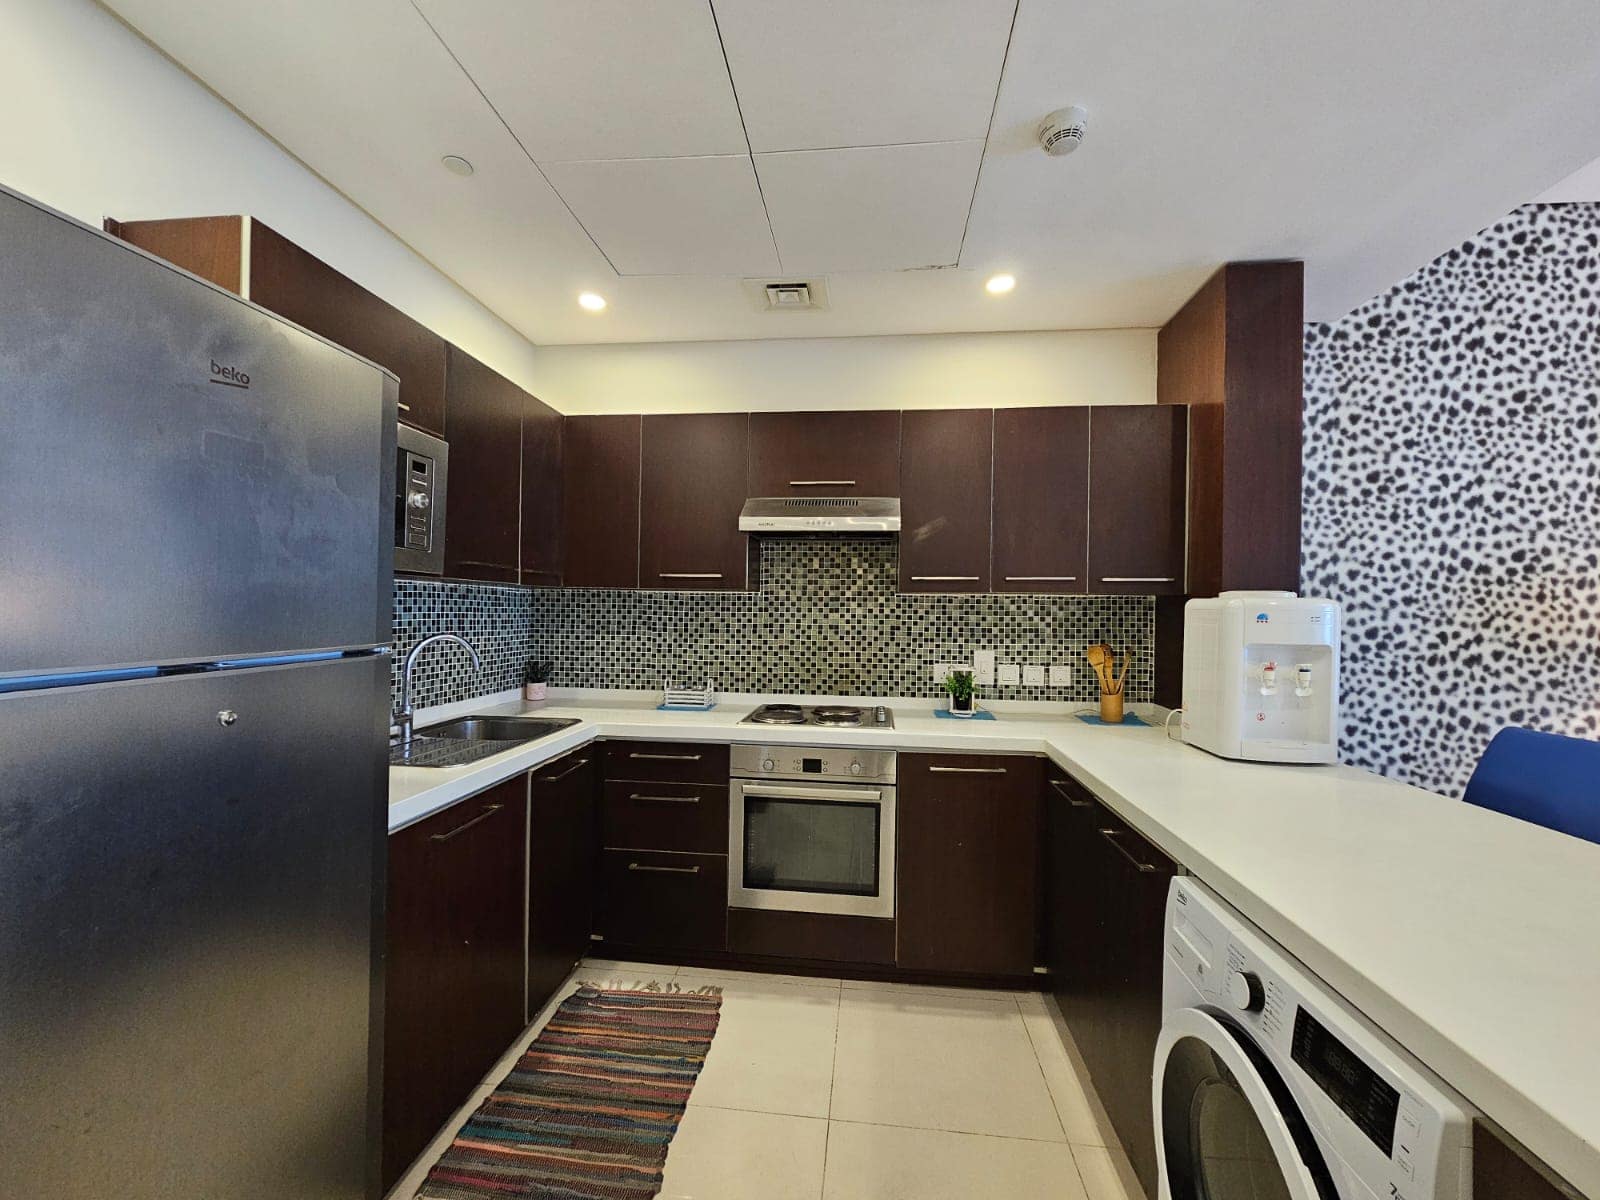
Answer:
[728,779,896,919]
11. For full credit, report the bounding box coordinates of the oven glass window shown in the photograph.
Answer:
[742,796,880,896]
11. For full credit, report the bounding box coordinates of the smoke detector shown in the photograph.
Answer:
[1037,106,1089,157]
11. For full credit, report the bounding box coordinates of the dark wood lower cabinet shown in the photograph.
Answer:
[383,775,528,1191]
[728,909,896,965]
[597,850,728,952]
[528,751,598,1020]
[897,753,1041,976]
[1473,1121,1584,1200]
[1044,765,1176,1200]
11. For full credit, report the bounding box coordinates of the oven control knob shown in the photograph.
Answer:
[407,491,430,510]
[761,758,775,772]
[1227,969,1265,1013]
[849,761,863,776]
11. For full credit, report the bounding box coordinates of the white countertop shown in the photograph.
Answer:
[389,690,1600,1196]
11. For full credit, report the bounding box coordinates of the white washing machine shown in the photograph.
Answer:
[1155,879,1473,1200]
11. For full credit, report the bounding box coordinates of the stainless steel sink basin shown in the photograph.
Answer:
[417,715,580,742]
[390,714,581,767]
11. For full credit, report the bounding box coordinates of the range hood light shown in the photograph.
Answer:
[739,496,901,533]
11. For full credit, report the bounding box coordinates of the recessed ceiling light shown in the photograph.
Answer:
[441,155,475,177]
[578,292,607,312]
[985,273,1016,295]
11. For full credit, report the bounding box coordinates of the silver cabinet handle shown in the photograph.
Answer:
[431,803,505,842]
[1005,575,1077,581]
[789,479,857,486]
[628,862,702,875]
[629,793,701,804]
[929,765,1008,775]
[659,572,723,579]
[1099,827,1161,873]
[538,756,590,783]
[397,401,412,411]
[1100,576,1176,583]
[1048,778,1094,807]
[629,752,703,761]
[911,575,980,581]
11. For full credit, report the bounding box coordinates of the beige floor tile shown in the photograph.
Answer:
[660,1107,827,1200]
[1071,1143,1149,1200]
[1019,1002,1114,1145]
[678,972,840,1118]
[578,957,675,981]
[839,977,1022,1003]
[821,1121,1088,1200]
[829,990,1065,1141]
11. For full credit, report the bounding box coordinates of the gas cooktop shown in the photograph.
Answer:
[740,703,894,729]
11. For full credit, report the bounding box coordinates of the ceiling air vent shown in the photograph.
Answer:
[742,277,830,312]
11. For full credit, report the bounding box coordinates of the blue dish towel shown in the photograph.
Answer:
[1077,712,1150,727]
[934,708,997,721]
[657,702,716,712]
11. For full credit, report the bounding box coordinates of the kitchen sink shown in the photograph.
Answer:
[418,715,580,742]
[389,715,580,768]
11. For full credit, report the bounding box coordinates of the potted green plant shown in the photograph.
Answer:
[523,660,553,705]
[943,668,977,716]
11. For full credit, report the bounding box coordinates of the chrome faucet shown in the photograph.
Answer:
[394,633,483,748]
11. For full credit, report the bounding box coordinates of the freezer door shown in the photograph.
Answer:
[0,186,394,676]
[0,656,388,1200]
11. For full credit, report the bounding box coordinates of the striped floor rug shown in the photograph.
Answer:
[416,984,722,1199]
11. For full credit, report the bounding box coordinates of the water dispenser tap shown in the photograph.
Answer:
[1259,661,1278,696]
[1294,663,1314,697]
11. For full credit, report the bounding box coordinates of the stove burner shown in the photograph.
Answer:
[749,704,807,725]
[811,705,864,726]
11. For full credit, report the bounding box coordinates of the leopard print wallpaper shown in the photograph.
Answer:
[1302,202,1600,797]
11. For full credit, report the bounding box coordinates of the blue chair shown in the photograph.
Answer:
[1462,728,1600,846]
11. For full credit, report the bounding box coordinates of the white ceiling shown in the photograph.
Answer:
[103,0,1600,345]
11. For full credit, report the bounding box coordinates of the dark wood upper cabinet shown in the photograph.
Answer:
[383,776,528,1190]
[442,346,522,583]
[1087,405,1188,595]
[896,752,1041,976]
[747,410,902,497]
[563,415,641,589]
[640,413,751,590]
[992,406,1089,593]
[521,394,563,587]
[107,215,449,438]
[899,408,993,593]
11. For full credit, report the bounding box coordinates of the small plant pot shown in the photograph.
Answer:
[949,695,975,717]
[1098,691,1124,724]
[523,682,547,706]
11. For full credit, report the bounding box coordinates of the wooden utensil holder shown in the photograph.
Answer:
[1098,690,1125,724]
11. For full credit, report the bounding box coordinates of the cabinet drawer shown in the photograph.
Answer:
[602,780,728,853]
[604,740,729,785]
[596,850,727,952]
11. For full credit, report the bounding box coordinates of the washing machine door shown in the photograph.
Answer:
[1155,1008,1339,1200]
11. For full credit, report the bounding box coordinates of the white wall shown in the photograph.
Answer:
[0,0,540,394]
[531,329,1156,415]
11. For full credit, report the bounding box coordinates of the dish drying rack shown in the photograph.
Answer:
[661,681,717,710]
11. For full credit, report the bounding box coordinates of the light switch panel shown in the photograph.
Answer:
[932,662,950,681]
[973,649,996,686]
[998,663,1020,686]
[1023,664,1046,686]
[1048,664,1073,687]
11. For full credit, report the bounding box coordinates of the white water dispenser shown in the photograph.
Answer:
[1181,591,1340,764]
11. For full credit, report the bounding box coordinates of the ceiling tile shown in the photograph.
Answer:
[713,0,1016,152]
[544,155,780,276]
[756,141,983,273]
[418,0,747,162]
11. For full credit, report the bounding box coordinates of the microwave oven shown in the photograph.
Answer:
[395,423,448,574]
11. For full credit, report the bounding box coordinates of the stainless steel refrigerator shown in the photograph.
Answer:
[0,184,395,1199]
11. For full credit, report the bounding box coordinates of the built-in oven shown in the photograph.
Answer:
[395,423,448,574]
[728,744,896,919]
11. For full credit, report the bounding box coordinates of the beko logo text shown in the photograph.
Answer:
[209,360,251,389]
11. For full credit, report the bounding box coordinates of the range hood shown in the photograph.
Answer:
[739,496,901,533]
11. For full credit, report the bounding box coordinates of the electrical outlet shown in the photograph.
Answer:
[1023,664,1046,686]
[973,649,996,686]
[932,662,950,682]
[1048,664,1073,687]
[998,662,1020,686]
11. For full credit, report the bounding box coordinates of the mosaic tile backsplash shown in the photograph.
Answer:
[529,537,1153,703]
[391,579,533,713]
